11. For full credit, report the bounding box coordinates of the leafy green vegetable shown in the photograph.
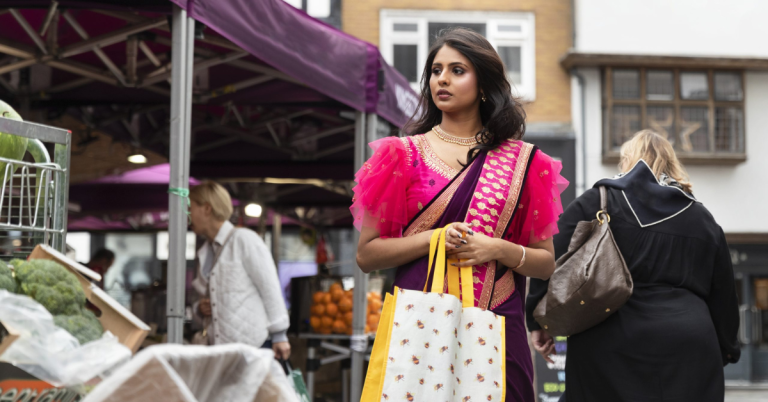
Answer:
[13,259,85,315]
[0,260,16,293]
[53,310,104,345]
[12,258,104,343]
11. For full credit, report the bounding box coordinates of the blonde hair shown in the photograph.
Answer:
[189,181,233,221]
[619,130,693,193]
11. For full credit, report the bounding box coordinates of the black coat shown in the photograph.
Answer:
[527,163,741,402]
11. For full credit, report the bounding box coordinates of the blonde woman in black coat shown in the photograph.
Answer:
[527,130,740,402]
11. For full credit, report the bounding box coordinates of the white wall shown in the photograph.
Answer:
[575,68,768,233]
[575,0,768,58]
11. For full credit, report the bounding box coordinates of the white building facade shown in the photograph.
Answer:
[569,0,768,385]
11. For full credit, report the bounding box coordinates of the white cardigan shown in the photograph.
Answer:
[192,221,289,347]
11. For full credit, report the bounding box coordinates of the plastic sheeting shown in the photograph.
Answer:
[0,291,132,387]
[83,344,298,402]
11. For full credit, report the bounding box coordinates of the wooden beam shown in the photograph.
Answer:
[725,233,768,245]
[561,52,768,70]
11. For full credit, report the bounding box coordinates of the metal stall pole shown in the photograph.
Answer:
[272,211,282,268]
[349,111,368,402]
[166,5,195,344]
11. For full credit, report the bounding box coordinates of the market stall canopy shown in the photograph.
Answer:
[90,163,199,185]
[169,0,418,126]
[68,162,306,230]
[0,0,415,227]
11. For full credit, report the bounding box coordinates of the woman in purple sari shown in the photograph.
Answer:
[352,28,568,401]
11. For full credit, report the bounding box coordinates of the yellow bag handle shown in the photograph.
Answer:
[424,228,444,292]
[425,224,475,308]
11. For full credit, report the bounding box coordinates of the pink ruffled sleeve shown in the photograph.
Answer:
[350,137,411,238]
[511,149,569,245]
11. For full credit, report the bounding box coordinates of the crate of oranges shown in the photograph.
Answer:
[309,282,383,335]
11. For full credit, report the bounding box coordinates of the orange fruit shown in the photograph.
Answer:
[367,313,380,327]
[321,316,334,328]
[312,292,325,304]
[365,324,371,333]
[345,289,354,298]
[318,327,332,335]
[338,298,353,313]
[322,293,333,304]
[310,316,321,330]
[332,319,347,334]
[315,304,326,316]
[330,282,342,292]
[326,302,339,316]
[368,301,382,314]
[346,327,353,336]
[331,287,344,303]
[344,311,354,325]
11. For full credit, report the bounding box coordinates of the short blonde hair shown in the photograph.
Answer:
[619,130,693,193]
[189,181,233,221]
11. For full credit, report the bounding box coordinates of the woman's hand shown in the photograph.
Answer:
[273,341,291,360]
[444,222,502,267]
[531,329,556,364]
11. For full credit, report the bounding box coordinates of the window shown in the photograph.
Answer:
[603,68,745,162]
[380,10,536,100]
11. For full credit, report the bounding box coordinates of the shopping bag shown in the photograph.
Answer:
[280,359,311,402]
[361,226,506,402]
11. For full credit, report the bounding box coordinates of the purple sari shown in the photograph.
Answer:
[393,148,537,402]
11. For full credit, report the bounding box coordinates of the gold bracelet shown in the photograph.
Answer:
[512,245,526,270]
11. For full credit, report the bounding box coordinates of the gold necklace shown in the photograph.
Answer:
[433,125,480,146]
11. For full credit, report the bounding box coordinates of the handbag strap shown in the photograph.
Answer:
[213,227,237,267]
[205,227,238,296]
[600,186,607,210]
[597,186,611,225]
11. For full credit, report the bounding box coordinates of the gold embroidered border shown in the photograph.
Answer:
[489,143,535,309]
[477,260,496,309]
[412,134,459,179]
[403,165,472,237]
[490,268,516,309]
[399,136,413,168]
[493,143,534,239]
[449,140,512,309]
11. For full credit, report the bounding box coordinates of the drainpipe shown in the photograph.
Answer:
[573,70,587,195]
[570,0,588,194]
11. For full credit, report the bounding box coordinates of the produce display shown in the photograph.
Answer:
[309,282,382,335]
[8,258,104,344]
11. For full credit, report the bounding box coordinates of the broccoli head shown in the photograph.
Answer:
[11,259,104,344]
[53,310,104,344]
[13,259,86,315]
[0,260,17,293]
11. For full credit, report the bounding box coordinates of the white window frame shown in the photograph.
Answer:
[380,9,536,101]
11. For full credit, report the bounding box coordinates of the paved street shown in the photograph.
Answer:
[725,389,768,401]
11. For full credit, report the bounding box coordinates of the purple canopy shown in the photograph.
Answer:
[170,0,415,126]
[91,163,200,185]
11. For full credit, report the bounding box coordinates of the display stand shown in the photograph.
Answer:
[298,332,375,402]
[0,116,71,256]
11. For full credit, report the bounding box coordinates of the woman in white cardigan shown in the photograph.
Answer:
[189,181,291,359]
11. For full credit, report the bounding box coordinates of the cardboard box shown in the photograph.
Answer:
[27,245,150,353]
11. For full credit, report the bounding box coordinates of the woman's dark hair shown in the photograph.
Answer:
[407,27,527,164]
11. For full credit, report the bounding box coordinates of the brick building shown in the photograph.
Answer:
[341,0,578,206]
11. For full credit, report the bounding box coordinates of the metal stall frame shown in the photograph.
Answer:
[0,117,71,254]
[166,4,195,345]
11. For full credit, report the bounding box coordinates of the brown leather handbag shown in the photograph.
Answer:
[533,186,633,337]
